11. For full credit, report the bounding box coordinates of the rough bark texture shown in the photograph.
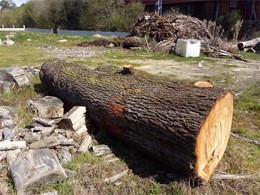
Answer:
[238,37,260,50]
[129,13,214,42]
[40,59,233,181]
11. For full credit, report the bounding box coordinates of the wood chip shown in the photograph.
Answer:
[104,170,128,183]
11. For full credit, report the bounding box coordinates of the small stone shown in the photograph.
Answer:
[40,191,59,195]
[40,191,58,195]
[0,106,18,129]
[30,136,59,149]
[28,96,64,119]
[24,132,41,143]
[6,149,21,167]
[0,140,26,151]
[57,150,72,165]
[2,128,15,140]
[4,39,15,46]
[57,39,67,43]
[56,133,65,142]
[0,81,16,93]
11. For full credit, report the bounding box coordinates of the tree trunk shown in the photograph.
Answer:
[237,37,260,50]
[40,59,233,181]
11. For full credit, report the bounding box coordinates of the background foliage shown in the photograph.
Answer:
[0,0,144,31]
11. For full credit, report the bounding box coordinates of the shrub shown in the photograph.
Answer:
[217,10,243,41]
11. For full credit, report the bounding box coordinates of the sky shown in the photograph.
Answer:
[13,0,29,7]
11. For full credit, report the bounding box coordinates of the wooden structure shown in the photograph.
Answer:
[125,0,260,24]
[40,59,234,181]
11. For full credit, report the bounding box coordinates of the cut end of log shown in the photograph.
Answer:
[237,43,244,51]
[194,81,213,88]
[195,92,233,181]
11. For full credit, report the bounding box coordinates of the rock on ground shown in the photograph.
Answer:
[0,106,18,129]
[10,148,67,195]
[28,96,64,119]
[0,67,30,88]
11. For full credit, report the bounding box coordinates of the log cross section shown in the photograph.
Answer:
[40,59,233,181]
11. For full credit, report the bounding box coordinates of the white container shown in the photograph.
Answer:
[175,39,201,57]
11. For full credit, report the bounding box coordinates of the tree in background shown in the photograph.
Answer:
[0,0,144,31]
[217,10,243,41]
[80,0,144,31]
[0,0,15,10]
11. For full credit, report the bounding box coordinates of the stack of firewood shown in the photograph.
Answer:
[129,13,214,42]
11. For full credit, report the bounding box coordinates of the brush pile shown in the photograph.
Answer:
[129,13,216,43]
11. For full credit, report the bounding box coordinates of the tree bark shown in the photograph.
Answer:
[237,37,260,50]
[40,59,233,181]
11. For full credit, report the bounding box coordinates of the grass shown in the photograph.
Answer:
[0,31,259,194]
[240,51,260,61]
[103,47,215,63]
[232,83,260,140]
[0,31,91,67]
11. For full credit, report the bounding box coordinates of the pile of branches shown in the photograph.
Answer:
[127,13,247,61]
[78,12,247,61]
[129,13,218,43]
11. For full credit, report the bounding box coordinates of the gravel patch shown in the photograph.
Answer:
[40,46,106,60]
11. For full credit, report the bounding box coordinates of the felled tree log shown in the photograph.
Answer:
[40,59,233,181]
[237,37,260,50]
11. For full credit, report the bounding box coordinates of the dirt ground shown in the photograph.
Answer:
[135,58,260,90]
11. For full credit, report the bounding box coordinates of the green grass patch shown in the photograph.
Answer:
[0,75,42,127]
[103,48,215,63]
[0,31,92,67]
[223,64,239,68]
[240,51,260,60]
[234,84,260,111]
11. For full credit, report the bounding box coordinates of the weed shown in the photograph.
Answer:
[149,181,162,195]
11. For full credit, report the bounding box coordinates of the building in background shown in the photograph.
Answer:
[125,0,260,24]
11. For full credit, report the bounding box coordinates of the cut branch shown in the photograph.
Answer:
[213,172,256,180]
[231,132,260,146]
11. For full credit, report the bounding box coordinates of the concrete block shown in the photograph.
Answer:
[175,39,201,57]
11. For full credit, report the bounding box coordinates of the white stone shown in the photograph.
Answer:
[175,39,201,57]
[57,39,67,43]
[4,39,15,46]
[0,140,26,151]
[0,106,18,129]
